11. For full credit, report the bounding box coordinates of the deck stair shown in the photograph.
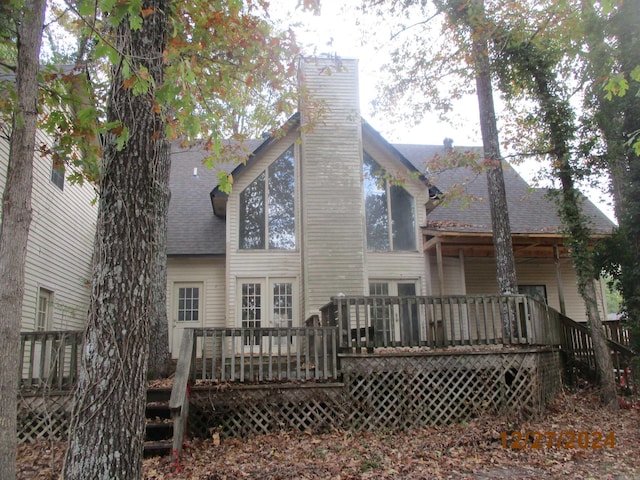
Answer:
[558,315,636,386]
[144,388,174,457]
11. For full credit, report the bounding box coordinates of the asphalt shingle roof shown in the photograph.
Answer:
[167,139,615,256]
[394,144,615,235]
[167,140,260,255]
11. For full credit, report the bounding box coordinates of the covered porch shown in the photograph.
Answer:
[423,229,610,321]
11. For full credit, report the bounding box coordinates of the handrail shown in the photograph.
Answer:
[190,326,338,383]
[558,315,636,384]
[19,330,84,392]
[169,329,194,466]
[320,294,562,350]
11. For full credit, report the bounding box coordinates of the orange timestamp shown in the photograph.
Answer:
[500,430,615,450]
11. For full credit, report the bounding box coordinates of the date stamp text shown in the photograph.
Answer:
[500,431,615,450]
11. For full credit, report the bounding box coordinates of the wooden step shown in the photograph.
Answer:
[143,439,173,457]
[146,387,172,403]
[144,388,175,457]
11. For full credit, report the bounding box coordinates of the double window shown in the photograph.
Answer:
[239,146,295,250]
[363,152,416,251]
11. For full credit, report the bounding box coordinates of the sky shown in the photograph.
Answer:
[270,1,483,148]
[271,1,616,222]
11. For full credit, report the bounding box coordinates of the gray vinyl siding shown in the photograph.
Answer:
[299,57,367,317]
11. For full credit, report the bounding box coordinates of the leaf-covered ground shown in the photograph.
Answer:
[18,387,640,479]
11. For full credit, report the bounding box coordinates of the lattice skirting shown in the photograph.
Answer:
[188,384,349,439]
[341,348,562,430]
[17,393,73,443]
[187,348,562,438]
[17,349,563,442]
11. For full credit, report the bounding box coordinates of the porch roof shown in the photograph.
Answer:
[394,143,615,257]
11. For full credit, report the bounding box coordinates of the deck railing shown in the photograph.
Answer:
[186,327,339,383]
[320,294,562,350]
[559,315,636,384]
[169,326,338,464]
[602,320,631,347]
[19,330,83,392]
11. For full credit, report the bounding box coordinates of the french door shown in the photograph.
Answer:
[369,280,419,345]
[238,278,296,351]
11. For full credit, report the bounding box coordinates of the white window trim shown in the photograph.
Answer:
[173,282,204,324]
[238,143,298,252]
[36,287,54,331]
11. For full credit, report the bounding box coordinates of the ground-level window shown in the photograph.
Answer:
[239,278,295,347]
[171,283,203,356]
[36,288,53,331]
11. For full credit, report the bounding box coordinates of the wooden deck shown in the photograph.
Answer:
[16,294,635,458]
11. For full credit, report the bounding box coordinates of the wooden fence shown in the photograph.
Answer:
[169,326,338,462]
[319,294,563,350]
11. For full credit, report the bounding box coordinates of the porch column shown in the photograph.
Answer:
[436,241,445,295]
[554,245,566,315]
[458,249,467,294]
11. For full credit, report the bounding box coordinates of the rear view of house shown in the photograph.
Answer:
[166,56,614,356]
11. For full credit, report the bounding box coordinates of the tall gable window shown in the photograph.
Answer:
[240,146,295,250]
[363,152,416,251]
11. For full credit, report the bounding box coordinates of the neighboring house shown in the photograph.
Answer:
[165,56,613,356]
[0,67,98,333]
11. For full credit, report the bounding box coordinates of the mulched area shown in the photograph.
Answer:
[17,386,640,479]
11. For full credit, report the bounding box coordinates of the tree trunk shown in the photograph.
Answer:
[0,2,45,479]
[62,0,169,477]
[148,144,171,380]
[509,36,620,408]
[556,165,618,407]
[465,0,519,337]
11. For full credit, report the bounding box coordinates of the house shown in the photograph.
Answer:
[165,56,614,357]
[0,66,98,334]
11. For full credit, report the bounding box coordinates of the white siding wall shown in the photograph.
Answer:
[460,256,606,323]
[0,127,98,331]
[428,256,466,296]
[167,257,226,349]
[226,131,302,326]
[299,57,367,317]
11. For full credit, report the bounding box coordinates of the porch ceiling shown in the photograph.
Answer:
[422,231,579,258]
